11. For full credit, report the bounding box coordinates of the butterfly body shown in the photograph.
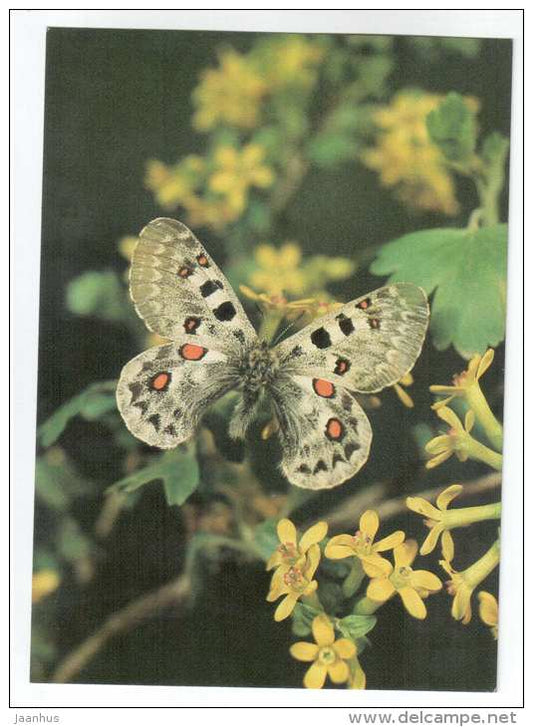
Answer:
[117,218,429,490]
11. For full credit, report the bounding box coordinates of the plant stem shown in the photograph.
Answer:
[465,385,503,452]
[462,435,503,471]
[444,502,502,530]
[342,559,365,598]
[352,596,383,616]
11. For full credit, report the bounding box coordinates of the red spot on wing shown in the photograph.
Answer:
[178,266,192,278]
[179,343,207,361]
[313,378,335,398]
[196,253,210,267]
[151,372,171,391]
[369,318,380,329]
[334,357,350,376]
[325,418,344,441]
[357,298,371,310]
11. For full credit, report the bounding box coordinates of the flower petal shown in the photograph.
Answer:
[452,587,472,624]
[419,525,442,556]
[441,530,455,562]
[437,406,463,431]
[394,539,418,568]
[266,551,282,571]
[312,613,335,646]
[406,496,441,520]
[304,662,327,689]
[328,660,349,684]
[290,642,319,662]
[478,591,498,627]
[304,543,321,578]
[274,594,297,621]
[425,435,452,455]
[325,544,356,560]
[361,554,393,578]
[436,484,464,511]
[477,349,494,379]
[426,450,453,469]
[374,530,405,552]
[410,569,442,593]
[333,638,356,660]
[359,510,379,540]
[464,409,475,433]
[367,577,395,602]
[398,586,427,619]
[299,521,328,553]
[277,518,297,545]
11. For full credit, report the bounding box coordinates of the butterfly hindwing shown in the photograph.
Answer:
[275,283,429,393]
[116,341,239,449]
[271,374,372,490]
[129,217,256,346]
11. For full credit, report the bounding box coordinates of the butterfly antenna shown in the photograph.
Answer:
[272,312,306,346]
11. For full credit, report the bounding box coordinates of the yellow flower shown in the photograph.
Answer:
[258,35,325,90]
[393,372,414,408]
[406,484,464,560]
[209,144,274,216]
[290,613,356,689]
[240,286,343,323]
[325,510,404,578]
[425,405,503,470]
[425,406,476,468]
[118,236,138,262]
[478,591,498,639]
[266,544,321,621]
[440,539,499,626]
[430,349,494,410]
[361,92,478,216]
[266,518,328,573]
[32,569,60,604]
[366,540,442,619]
[249,243,306,296]
[192,50,266,131]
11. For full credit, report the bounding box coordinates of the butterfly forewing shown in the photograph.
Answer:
[130,217,256,346]
[275,283,429,393]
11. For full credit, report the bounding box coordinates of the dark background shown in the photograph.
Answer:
[35,27,511,689]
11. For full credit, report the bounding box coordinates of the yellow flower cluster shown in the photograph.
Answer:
[145,144,274,231]
[32,569,60,604]
[192,37,325,132]
[362,92,479,215]
[193,50,267,131]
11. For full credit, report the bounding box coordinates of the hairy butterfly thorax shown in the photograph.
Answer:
[117,218,429,490]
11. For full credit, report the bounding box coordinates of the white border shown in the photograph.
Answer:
[10,7,524,717]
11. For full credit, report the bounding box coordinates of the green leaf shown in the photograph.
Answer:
[35,451,95,510]
[253,519,279,562]
[108,446,200,507]
[38,381,117,447]
[426,92,476,162]
[55,516,92,562]
[291,602,321,637]
[481,132,509,169]
[308,133,357,167]
[370,225,507,358]
[337,614,377,641]
[66,270,129,322]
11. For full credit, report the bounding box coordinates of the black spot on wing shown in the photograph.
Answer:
[310,327,331,349]
[200,280,223,297]
[128,382,144,403]
[313,460,328,474]
[164,424,176,436]
[332,453,346,468]
[341,393,353,412]
[214,301,237,321]
[337,314,355,336]
[133,400,149,415]
[148,414,161,431]
[233,329,246,345]
[344,441,360,459]
[297,464,311,474]
[173,408,183,419]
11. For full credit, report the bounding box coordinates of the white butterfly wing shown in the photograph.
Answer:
[270,374,372,490]
[130,217,256,347]
[275,283,429,393]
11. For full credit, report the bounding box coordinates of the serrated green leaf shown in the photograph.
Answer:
[253,519,279,562]
[108,446,200,507]
[66,270,129,322]
[38,381,117,447]
[337,614,377,640]
[426,92,476,162]
[370,225,507,358]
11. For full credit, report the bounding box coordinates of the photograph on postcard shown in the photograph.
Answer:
[31,27,511,691]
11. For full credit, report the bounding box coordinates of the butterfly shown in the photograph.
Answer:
[116,218,429,490]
